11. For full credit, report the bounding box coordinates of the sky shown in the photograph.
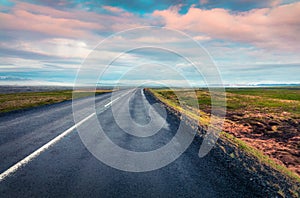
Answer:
[0,0,300,86]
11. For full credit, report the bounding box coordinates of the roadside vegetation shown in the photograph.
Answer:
[0,90,111,113]
[149,87,300,188]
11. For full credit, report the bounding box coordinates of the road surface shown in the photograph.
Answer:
[0,89,259,197]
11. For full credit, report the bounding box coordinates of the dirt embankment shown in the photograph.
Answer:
[224,110,300,176]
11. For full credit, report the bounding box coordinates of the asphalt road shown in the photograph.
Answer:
[0,88,260,197]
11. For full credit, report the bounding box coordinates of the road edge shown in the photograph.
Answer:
[145,88,300,198]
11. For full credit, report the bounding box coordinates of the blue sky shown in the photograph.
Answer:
[0,0,300,86]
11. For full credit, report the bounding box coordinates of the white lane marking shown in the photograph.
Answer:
[104,97,120,107]
[0,112,96,182]
[0,89,133,181]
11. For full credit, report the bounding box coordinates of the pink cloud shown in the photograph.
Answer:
[153,2,300,51]
[4,1,299,53]
[0,4,102,39]
[102,5,136,19]
[0,2,147,40]
[103,5,125,13]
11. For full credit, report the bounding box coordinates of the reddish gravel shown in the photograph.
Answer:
[223,111,300,176]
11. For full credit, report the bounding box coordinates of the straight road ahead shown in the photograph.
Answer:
[0,89,259,197]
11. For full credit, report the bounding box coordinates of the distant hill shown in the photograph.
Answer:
[254,83,300,87]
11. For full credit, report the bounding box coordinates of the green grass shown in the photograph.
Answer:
[227,88,300,114]
[154,87,300,115]
[226,87,300,101]
[150,89,211,126]
[228,94,299,112]
[0,90,111,113]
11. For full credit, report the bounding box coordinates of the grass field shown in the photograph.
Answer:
[225,88,300,113]
[149,87,300,186]
[0,90,111,113]
[154,87,300,114]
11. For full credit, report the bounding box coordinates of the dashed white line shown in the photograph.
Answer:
[0,112,96,182]
[104,97,120,107]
